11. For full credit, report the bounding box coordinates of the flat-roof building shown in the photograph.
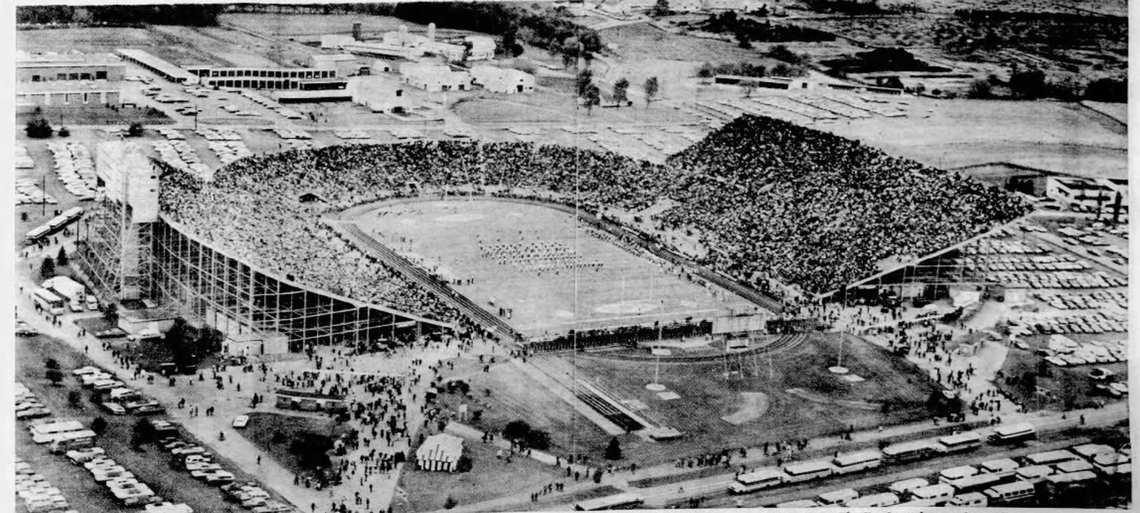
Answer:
[16,81,121,109]
[400,63,471,92]
[17,51,125,82]
[470,65,534,94]
[116,49,198,84]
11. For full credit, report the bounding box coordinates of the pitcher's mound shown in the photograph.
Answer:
[721,392,770,425]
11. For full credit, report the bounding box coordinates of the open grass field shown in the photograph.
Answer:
[222,12,419,38]
[354,199,756,338]
[560,333,940,465]
[433,358,617,459]
[394,428,568,513]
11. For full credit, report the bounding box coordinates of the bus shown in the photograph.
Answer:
[33,288,65,316]
[948,472,1014,494]
[783,461,835,483]
[980,458,1020,476]
[939,465,979,483]
[25,207,84,245]
[990,423,1036,445]
[936,432,982,454]
[1071,444,1114,460]
[48,430,97,453]
[1055,459,1094,474]
[774,500,818,508]
[1015,465,1055,484]
[729,469,784,494]
[817,489,858,506]
[29,420,85,444]
[1025,450,1079,466]
[846,492,899,508]
[907,484,955,506]
[889,478,928,496]
[832,450,882,475]
[882,441,937,464]
[984,481,1036,504]
[573,493,645,511]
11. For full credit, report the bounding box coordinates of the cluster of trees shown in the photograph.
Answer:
[699,11,834,43]
[17,5,223,27]
[697,60,803,79]
[803,0,886,15]
[502,420,551,451]
[967,71,1126,103]
[824,48,948,74]
[26,118,53,139]
[164,317,225,368]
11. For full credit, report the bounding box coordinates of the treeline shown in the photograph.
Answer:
[968,72,1127,103]
[803,0,886,15]
[333,2,604,61]
[698,12,834,43]
[17,4,223,27]
[954,9,1126,23]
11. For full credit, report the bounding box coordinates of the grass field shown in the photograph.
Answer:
[563,332,939,465]
[238,412,352,480]
[433,358,618,459]
[354,199,756,338]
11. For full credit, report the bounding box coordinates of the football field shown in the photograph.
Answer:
[350,198,758,338]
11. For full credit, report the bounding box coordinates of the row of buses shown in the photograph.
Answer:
[24,206,84,246]
[769,439,1129,508]
[730,425,1035,496]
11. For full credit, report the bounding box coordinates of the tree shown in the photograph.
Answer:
[132,418,155,445]
[966,79,992,99]
[46,368,64,386]
[444,496,458,509]
[103,302,119,325]
[736,30,752,49]
[605,437,622,460]
[503,420,531,441]
[91,417,108,435]
[643,76,659,109]
[56,247,68,267]
[1009,69,1046,99]
[68,390,82,406]
[584,84,601,115]
[25,118,53,139]
[1019,371,1038,396]
[45,358,59,370]
[40,257,56,280]
[525,429,551,450]
[58,127,70,138]
[576,68,594,98]
[613,78,630,107]
[652,0,670,17]
[500,26,524,57]
[127,122,144,137]
[456,455,473,472]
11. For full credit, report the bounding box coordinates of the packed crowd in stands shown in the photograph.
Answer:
[665,115,1030,295]
[160,119,1028,332]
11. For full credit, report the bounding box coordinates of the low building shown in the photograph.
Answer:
[470,65,534,94]
[341,42,425,61]
[400,63,471,92]
[464,36,497,61]
[371,60,395,74]
[310,54,360,78]
[192,66,344,90]
[17,51,125,82]
[1046,177,1121,212]
[351,76,409,113]
[416,433,464,472]
[16,81,121,110]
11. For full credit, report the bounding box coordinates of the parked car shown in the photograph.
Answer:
[232,415,250,429]
[126,329,162,342]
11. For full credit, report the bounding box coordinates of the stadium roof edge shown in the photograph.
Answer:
[812,215,1034,301]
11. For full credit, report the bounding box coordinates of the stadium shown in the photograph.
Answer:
[77,115,1029,356]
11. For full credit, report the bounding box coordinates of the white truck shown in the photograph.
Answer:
[42,276,87,313]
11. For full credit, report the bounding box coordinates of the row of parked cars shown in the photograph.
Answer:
[66,446,167,506]
[16,381,52,420]
[15,457,76,513]
[73,365,165,415]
